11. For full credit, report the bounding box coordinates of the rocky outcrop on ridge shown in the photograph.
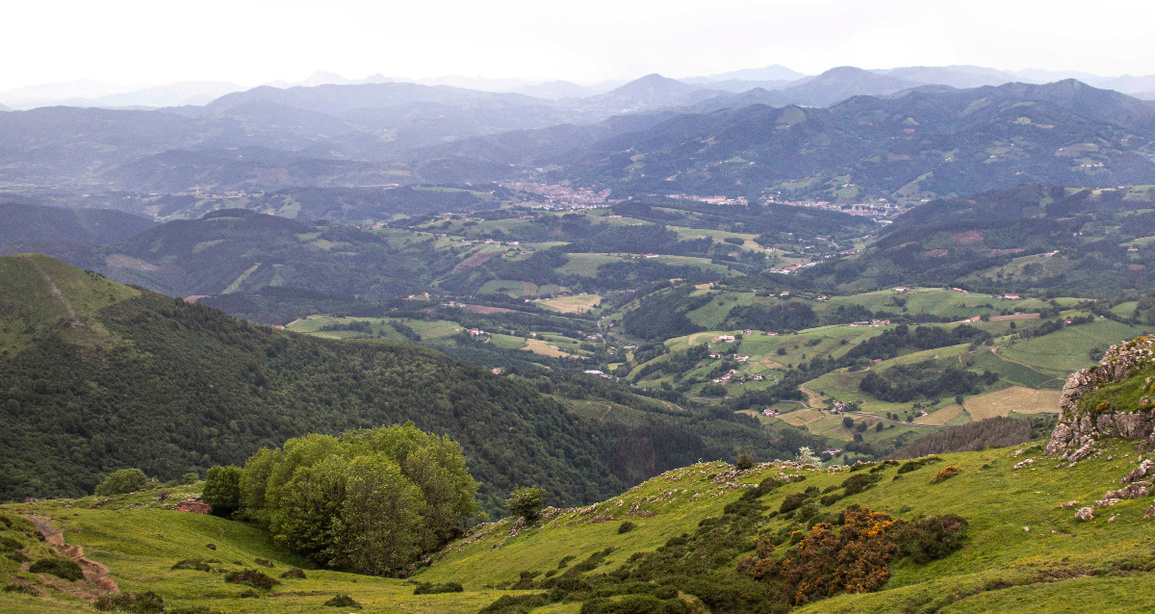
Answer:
[1047,335,1155,459]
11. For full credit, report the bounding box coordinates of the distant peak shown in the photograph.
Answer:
[819,66,871,77]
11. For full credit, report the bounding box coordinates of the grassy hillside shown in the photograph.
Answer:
[4,435,1155,612]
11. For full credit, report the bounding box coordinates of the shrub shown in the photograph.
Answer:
[253,558,274,568]
[281,567,307,579]
[224,569,280,590]
[930,466,963,484]
[171,558,215,572]
[746,507,898,606]
[94,468,149,496]
[413,581,464,594]
[580,595,690,614]
[181,472,200,485]
[896,456,943,474]
[168,607,225,614]
[478,593,551,614]
[3,583,37,595]
[323,594,361,608]
[779,493,806,514]
[618,521,635,534]
[507,486,545,523]
[202,466,243,517]
[819,493,843,506]
[512,570,541,589]
[895,514,969,563]
[741,477,784,502]
[841,473,882,496]
[29,558,83,581]
[735,453,754,470]
[94,591,165,613]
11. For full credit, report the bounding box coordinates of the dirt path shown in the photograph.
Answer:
[24,257,80,327]
[27,514,119,595]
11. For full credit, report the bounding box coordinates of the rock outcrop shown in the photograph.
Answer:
[1046,336,1155,458]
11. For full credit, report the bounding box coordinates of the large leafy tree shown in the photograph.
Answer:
[228,423,479,576]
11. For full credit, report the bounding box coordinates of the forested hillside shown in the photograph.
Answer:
[0,255,817,512]
[806,184,1155,295]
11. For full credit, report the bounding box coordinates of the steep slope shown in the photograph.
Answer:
[0,255,815,513]
[0,202,156,248]
[0,254,622,510]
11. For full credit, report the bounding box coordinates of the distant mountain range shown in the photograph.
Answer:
[8,63,1155,111]
[3,68,1155,203]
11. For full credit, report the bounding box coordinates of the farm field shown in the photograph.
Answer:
[523,337,580,358]
[996,318,1150,375]
[963,386,1062,421]
[538,294,602,314]
[914,403,967,425]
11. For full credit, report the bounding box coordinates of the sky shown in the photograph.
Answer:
[4,0,1154,91]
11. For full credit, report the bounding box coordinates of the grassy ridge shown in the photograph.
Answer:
[6,437,1155,612]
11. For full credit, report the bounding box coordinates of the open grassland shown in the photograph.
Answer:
[8,440,1155,612]
[997,319,1150,375]
[777,408,826,427]
[538,294,602,314]
[963,386,1062,421]
[915,403,967,425]
[523,338,580,359]
[553,253,628,276]
[820,287,1063,321]
[478,279,542,296]
[286,316,463,341]
[0,254,140,355]
[961,253,1076,285]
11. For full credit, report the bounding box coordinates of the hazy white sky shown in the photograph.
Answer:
[4,0,1154,90]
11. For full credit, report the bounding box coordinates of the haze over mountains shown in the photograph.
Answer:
[6,63,1155,111]
[4,64,1155,208]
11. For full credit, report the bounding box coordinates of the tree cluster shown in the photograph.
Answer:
[205,424,478,576]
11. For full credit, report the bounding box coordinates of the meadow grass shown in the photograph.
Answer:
[539,294,602,314]
[8,440,1155,612]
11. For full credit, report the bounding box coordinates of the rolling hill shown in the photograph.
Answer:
[805,184,1155,296]
[0,203,156,248]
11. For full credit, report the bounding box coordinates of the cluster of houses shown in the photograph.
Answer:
[848,319,891,327]
[665,193,749,206]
